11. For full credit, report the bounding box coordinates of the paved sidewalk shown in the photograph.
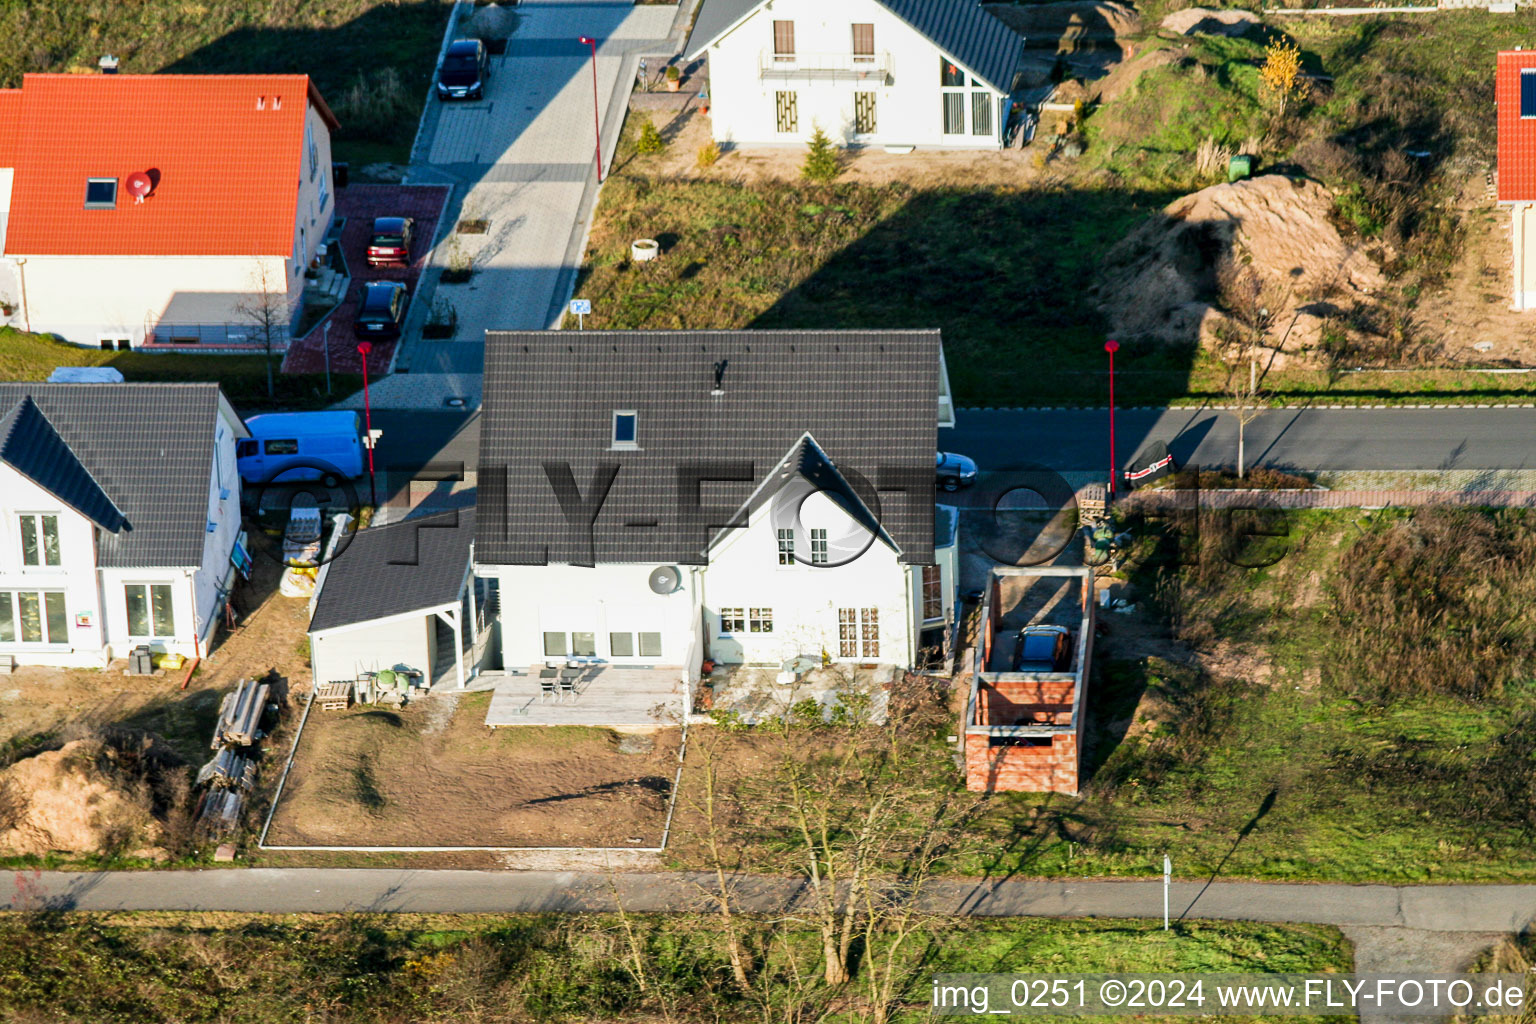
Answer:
[11,871,1536,929]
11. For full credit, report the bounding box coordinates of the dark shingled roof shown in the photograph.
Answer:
[309,509,475,633]
[0,396,126,533]
[476,330,940,567]
[685,0,1025,94]
[0,383,227,567]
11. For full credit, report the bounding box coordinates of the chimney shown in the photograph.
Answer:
[98,55,120,74]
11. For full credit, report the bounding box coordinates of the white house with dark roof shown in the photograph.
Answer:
[471,330,958,726]
[0,382,248,668]
[684,0,1027,148]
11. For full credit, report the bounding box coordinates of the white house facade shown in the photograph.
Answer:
[473,329,954,681]
[0,383,247,668]
[685,0,1026,149]
[0,73,338,350]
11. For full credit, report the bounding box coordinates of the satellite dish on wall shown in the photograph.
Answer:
[648,566,681,595]
[125,171,152,203]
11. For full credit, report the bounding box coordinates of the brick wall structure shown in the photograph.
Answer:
[965,731,1079,794]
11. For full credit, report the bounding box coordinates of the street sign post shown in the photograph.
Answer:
[570,298,591,329]
[1163,855,1171,931]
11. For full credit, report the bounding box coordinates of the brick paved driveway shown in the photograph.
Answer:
[282,184,450,375]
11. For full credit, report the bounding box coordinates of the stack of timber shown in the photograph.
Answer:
[211,678,270,748]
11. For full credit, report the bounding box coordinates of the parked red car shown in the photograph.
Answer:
[366,217,414,267]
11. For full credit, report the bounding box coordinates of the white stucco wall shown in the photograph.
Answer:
[702,499,916,666]
[12,253,293,348]
[1512,202,1536,310]
[311,611,436,687]
[479,562,703,670]
[699,0,1009,149]
[0,464,109,667]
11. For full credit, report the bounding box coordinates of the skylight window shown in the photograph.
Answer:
[1522,69,1536,119]
[612,410,638,449]
[84,178,117,209]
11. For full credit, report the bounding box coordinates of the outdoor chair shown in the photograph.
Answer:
[538,669,558,702]
[558,668,582,701]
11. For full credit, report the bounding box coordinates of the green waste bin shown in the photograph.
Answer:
[1228,154,1253,183]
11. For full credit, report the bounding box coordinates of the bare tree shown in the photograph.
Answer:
[1215,258,1290,478]
[685,728,754,992]
[234,262,290,399]
[754,672,981,996]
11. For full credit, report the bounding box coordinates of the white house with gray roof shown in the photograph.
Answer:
[473,331,958,721]
[0,382,247,668]
[684,0,1027,148]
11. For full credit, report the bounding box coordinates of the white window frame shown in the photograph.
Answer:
[17,512,62,569]
[776,528,795,566]
[124,582,177,640]
[837,607,879,659]
[0,589,69,646]
[84,177,117,209]
[612,410,639,450]
[810,528,828,564]
[748,607,773,633]
[719,607,745,635]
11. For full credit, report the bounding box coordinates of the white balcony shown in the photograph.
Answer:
[758,49,892,82]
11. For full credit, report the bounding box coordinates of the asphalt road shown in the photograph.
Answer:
[12,871,1536,931]
[946,407,1536,474]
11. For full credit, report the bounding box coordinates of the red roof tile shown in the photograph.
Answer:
[1497,51,1536,202]
[3,74,338,257]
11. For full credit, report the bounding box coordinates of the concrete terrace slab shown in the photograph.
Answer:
[485,665,687,729]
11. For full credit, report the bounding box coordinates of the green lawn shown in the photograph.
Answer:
[0,327,360,412]
[0,912,1352,1023]
[0,0,452,164]
[958,509,1536,883]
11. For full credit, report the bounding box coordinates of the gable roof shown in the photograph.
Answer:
[0,382,233,567]
[0,396,127,533]
[309,509,475,633]
[476,330,940,567]
[1498,51,1536,202]
[3,73,338,257]
[684,0,1025,93]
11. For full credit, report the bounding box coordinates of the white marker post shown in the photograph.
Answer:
[570,298,591,329]
[1163,855,1171,931]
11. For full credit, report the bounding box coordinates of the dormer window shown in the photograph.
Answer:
[84,178,117,209]
[612,410,638,449]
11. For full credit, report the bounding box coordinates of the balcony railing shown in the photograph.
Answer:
[759,49,891,81]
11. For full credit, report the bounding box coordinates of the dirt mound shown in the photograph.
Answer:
[987,1,1141,43]
[1094,175,1387,360]
[1076,46,1184,104]
[0,739,167,858]
[1160,7,1260,37]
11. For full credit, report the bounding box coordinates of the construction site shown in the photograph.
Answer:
[965,565,1096,795]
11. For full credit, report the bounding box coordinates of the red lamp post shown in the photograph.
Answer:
[578,36,603,182]
[1105,338,1120,496]
[356,341,377,507]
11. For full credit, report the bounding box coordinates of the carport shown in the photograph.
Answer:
[308,509,477,689]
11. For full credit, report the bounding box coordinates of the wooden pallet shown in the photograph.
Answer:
[315,681,352,711]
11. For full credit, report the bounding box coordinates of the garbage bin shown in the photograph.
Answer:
[1228,154,1253,183]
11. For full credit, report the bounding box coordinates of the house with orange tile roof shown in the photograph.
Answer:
[1498,50,1536,310]
[0,71,339,351]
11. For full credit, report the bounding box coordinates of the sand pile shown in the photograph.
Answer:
[988,1,1142,42]
[0,737,172,858]
[1094,175,1387,362]
[1160,7,1260,37]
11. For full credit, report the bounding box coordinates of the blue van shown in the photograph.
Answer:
[237,412,364,486]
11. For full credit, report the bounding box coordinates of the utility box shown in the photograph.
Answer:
[1228,154,1253,183]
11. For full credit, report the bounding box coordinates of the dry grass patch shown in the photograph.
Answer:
[266,692,679,848]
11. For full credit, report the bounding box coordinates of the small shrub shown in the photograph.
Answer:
[800,125,842,183]
[695,141,721,169]
[635,116,665,155]
[665,64,681,82]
